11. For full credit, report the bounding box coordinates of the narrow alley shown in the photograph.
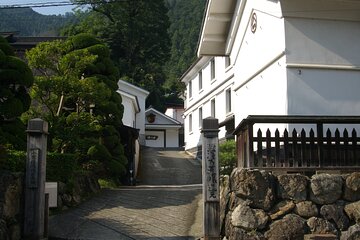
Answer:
[49,148,203,240]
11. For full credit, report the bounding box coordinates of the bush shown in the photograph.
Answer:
[219,139,237,176]
[46,153,79,183]
[1,150,79,186]
[2,149,26,172]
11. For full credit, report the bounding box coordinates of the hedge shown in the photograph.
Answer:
[2,150,79,184]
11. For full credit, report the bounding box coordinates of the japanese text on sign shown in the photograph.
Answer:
[28,148,39,188]
[205,143,219,201]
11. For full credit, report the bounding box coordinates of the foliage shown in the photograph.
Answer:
[0,36,34,150]
[164,0,206,96]
[66,0,171,111]
[0,8,76,36]
[0,149,78,192]
[219,140,237,176]
[25,33,126,183]
[1,149,26,172]
[98,178,118,189]
[46,153,79,189]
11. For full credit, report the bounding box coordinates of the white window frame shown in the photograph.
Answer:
[226,88,232,114]
[211,98,216,117]
[210,58,215,80]
[198,107,203,129]
[189,113,193,133]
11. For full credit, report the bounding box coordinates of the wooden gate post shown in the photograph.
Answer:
[202,117,220,240]
[24,118,48,240]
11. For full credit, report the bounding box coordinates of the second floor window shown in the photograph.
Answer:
[199,107,203,128]
[198,70,203,90]
[226,88,231,113]
[189,114,193,132]
[211,58,215,80]
[225,56,231,68]
[211,99,216,117]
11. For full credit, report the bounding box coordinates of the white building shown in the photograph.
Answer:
[145,107,182,148]
[182,0,360,156]
[117,79,149,145]
[165,105,184,124]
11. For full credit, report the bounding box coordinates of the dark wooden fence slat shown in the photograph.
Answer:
[284,129,289,167]
[266,129,272,167]
[335,129,340,166]
[326,129,332,167]
[343,129,349,166]
[352,129,357,166]
[300,129,306,167]
[309,129,316,167]
[275,129,281,167]
[257,129,263,168]
[292,129,298,167]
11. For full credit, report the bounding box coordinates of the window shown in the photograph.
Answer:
[198,70,203,90]
[199,107,203,128]
[225,56,231,68]
[189,114,193,132]
[189,80,192,98]
[211,58,215,80]
[226,88,231,113]
[211,99,215,117]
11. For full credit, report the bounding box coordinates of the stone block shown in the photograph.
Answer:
[304,234,337,240]
[309,174,343,204]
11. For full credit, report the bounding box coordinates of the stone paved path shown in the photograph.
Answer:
[49,148,203,240]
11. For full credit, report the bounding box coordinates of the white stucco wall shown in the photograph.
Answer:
[287,68,360,115]
[165,108,184,124]
[166,129,179,148]
[145,131,164,148]
[285,18,360,66]
[229,2,287,129]
[121,96,136,128]
[284,17,360,116]
[117,80,149,145]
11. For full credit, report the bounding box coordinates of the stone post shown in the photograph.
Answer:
[24,118,48,240]
[201,117,220,240]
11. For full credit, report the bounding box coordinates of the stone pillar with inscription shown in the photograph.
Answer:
[24,118,48,240]
[201,117,220,240]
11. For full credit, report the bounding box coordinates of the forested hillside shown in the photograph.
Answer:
[165,0,206,92]
[0,8,76,36]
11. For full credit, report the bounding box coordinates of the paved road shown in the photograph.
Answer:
[49,148,203,240]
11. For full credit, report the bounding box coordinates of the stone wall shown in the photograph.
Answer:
[0,171,100,239]
[0,171,23,240]
[220,169,360,240]
[57,174,100,210]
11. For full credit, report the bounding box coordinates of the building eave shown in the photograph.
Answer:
[145,107,182,125]
[117,79,150,99]
[197,0,237,56]
[117,89,141,113]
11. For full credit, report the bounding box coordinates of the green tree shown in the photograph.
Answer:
[66,0,171,111]
[0,36,34,149]
[25,33,126,182]
[219,140,237,176]
[164,0,206,96]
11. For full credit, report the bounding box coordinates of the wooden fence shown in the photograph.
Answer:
[233,116,360,171]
